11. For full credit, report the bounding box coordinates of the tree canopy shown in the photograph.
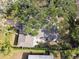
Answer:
[4,0,79,48]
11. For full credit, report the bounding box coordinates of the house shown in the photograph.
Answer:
[28,55,54,59]
[22,52,54,59]
[11,52,55,59]
[13,22,60,47]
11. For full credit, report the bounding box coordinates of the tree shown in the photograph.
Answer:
[0,26,11,55]
[4,0,78,48]
[5,0,49,35]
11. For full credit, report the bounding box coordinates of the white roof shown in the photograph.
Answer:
[28,55,54,59]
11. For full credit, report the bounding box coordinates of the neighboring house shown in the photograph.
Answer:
[12,52,54,59]
[28,55,54,59]
[22,52,54,59]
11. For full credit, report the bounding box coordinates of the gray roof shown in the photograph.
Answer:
[28,55,54,59]
[17,34,34,47]
[17,34,26,47]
